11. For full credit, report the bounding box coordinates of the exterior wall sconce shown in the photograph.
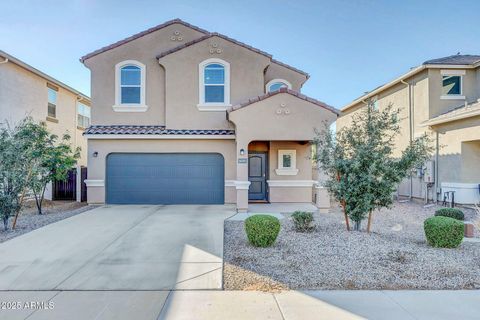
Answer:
[93,151,98,157]
[240,149,245,156]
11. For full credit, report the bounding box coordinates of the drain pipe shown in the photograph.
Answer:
[0,57,8,65]
[401,79,413,199]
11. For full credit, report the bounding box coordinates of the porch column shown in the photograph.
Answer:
[236,138,250,212]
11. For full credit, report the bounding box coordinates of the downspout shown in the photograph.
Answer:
[401,79,413,199]
[0,57,8,65]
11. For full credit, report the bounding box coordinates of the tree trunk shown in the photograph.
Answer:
[337,172,350,231]
[12,168,33,229]
[34,183,47,215]
[3,216,8,231]
[367,211,373,233]
[341,200,350,231]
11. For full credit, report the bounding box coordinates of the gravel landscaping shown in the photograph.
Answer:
[224,201,480,291]
[0,200,96,243]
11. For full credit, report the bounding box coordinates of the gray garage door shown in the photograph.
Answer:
[106,153,224,204]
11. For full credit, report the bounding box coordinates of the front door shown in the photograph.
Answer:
[248,152,268,201]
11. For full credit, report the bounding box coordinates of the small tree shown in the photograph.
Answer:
[0,118,80,230]
[29,129,80,215]
[0,119,39,230]
[314,102,432,232]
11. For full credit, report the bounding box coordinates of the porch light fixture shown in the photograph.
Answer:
[93,151,98,158]
[240,148,245,156]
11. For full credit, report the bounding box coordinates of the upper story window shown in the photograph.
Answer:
[198,58,230,111]
[47,86,58,118]
[77,102,91,128]
[266,79,292,93]
[114,60,147,112]
[441,69,465,100]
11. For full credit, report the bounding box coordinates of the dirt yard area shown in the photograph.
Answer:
[224,201,480,291]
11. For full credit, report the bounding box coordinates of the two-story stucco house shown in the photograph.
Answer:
[338,54,480,205]
[80,19,338,212]
[0,50,91,201]
[0,50,91,165]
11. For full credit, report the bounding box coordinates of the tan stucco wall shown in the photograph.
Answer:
[230,92,337,210]
[338,67,480,200]
[267,141,313,203]
[83,23,206,126]
[428,68,480,118]
[433,115,480,184]
[264,62,307,92]
[0,60,89,165]
[158,35,270,129]
[86,138,236,204]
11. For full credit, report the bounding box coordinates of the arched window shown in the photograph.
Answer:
[266,79,292,93]
[198,58,230,110]
[114,60,147,112]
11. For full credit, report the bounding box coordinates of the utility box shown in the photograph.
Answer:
[423,160,435,183]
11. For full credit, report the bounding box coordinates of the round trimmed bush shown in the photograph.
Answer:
[424,216,464,248]
[245,214,281,247]
[434,208,464,221]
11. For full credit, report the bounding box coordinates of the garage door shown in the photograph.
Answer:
[106,153,224,204]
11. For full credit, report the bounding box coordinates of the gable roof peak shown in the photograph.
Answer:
[80,18,209,63]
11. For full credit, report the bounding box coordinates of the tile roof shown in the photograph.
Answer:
[157,32,272,59]
[78,17,308,77]
[80,19,209,62]
[84,125,235,136]
[423,54,480,65]
[230,88,339,115]
[421,100,480,126]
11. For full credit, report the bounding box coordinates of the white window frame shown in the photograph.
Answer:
[440,69,465,100]
[198,58,231,111]
[275,149,299,176]
[266,79,292,93]
[113,60,148,112]
[77,101,91,129]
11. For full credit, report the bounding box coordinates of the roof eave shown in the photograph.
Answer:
[80,19,209,63]
[341,65,426,112]
[0,50,90,101]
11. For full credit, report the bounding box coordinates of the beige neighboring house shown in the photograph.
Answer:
[80,19,338,211]
[0,50,91,200]
[338,54,480,205]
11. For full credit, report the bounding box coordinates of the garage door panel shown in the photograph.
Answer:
[106,153,224,204]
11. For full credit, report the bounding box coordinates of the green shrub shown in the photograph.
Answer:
[245,215,281,247]
[435,208,464,221]
[424,216,464,248]
[291,211,315,232]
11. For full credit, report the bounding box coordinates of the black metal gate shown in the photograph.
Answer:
[53,169,76,200]
[81,167,87,202]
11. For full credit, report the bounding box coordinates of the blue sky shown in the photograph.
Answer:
[1,0,480,108]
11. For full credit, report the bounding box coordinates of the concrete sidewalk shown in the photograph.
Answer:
[1,290,478,320]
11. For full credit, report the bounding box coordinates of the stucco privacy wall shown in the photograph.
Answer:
[158,35,271,130]
[0,60,89,166]
[86,139,236,204]
[229,92,337,210]
[83,23,206,126]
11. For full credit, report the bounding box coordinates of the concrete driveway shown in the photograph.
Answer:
[0,205,235,290]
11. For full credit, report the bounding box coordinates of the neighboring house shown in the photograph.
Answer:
[80,19,338,212]
[338,54,480,205]
[0,50,91,201]
[0,50,91,166]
